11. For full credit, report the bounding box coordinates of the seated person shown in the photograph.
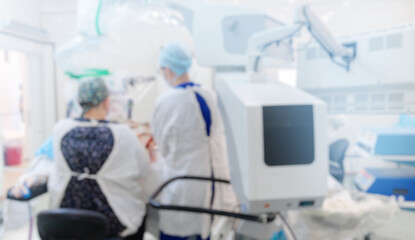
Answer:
[10,78,156,239]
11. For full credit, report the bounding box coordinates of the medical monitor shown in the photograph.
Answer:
[263,105,315,166]
[216,73,328,213]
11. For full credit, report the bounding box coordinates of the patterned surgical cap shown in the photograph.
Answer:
[77,78,109,113]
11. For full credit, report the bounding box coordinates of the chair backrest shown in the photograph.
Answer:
[37,208,108,240]
[329,139,350,183]
[329,139,349,164]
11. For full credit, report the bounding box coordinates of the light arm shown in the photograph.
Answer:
[298,6,354,60]
[248,5,356,71]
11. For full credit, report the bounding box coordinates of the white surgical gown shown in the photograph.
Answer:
[151,85,237,238]
[48,119,157,237]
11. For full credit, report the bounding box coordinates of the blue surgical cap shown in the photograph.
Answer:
[159,42,192,76]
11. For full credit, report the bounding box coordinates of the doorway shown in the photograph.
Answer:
[0,50,27,168]
[0,31,56,203]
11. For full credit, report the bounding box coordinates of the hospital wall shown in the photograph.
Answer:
[0,0,42,28]
[37,0,415,175]
[2,0,414,164]
[48,0,415,120]
[308,1,415,174]
[262,0,415,174]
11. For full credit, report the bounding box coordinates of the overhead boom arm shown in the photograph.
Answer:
[248,5,356,71]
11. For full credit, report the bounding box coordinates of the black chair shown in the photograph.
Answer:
[37,208,109,240]
[329,139,349,183]
[7,184,116,240]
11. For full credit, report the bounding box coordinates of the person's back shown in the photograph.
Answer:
[49,118,149,238]
[48,78,152,239]
[153,88,210,175]
[152,43,237,240]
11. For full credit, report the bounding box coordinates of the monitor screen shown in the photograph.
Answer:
[263,105,315,166]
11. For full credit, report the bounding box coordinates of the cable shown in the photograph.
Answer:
[253,42,274,72]
[231,204,241,233]
[277,212,297,240]
[330,55,350,70]
[27,203,33,240]
[95,0,104,36]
